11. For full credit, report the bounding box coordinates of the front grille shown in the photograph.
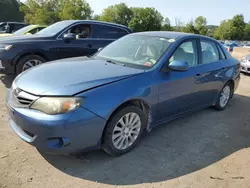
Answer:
[16,96,33,105]
[10,89,39,108]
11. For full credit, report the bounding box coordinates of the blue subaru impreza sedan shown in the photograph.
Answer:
[6,32,240,156]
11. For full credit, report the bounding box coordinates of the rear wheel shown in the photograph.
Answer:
[102,106,146,156]
[214,82,232,110]
[16,55,46,75]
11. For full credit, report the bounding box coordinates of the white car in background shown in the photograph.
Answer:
[241,54,250,73]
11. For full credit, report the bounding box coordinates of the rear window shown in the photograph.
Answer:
[92,24,129,39]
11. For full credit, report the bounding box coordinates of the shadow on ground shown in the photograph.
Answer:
[0,74,15,88]
[41,94,250,185]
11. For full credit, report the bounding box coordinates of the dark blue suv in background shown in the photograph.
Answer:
[0,20,132,75]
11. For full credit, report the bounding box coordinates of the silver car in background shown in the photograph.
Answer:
[241,54,250,74]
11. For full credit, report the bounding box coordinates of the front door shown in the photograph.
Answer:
[156,39,204,123]
[55,24,96,59]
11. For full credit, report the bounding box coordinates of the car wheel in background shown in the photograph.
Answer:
[16,55,46,75]
[214,82,233,111]
[102,106,147,156]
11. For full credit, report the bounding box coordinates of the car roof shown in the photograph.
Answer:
[6,22,28,25]
[58,20,132,31]
[131,31,214,40]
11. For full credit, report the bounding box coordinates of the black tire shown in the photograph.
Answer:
[16,55,46,75]
[214,82,233,111]
[102,106,147,156]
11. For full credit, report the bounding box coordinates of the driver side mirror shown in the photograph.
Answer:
[63,33,76,41]
[168,60,189,72]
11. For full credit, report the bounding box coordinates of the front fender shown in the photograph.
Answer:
[76,72,158,121]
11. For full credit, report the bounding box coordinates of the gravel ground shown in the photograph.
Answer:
[0,73,250,188]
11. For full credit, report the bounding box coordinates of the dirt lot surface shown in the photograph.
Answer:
[0,73,250,188]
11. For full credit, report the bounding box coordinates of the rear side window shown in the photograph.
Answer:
[217,44,226,59]
[92,24,129,39]
[200,40,219,64]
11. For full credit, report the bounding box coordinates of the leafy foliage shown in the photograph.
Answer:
[2,1,250,41]
[99,3,133,26]
[59,0,92,20]
[128,7,163,32]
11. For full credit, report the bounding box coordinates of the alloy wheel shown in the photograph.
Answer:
[219,85,231,108]
[112,112,141,150]
[22,59,43,72]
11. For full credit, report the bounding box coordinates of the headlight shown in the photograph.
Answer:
[30,97,83,115]
[0,44,13,51]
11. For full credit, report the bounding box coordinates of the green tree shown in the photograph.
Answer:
[0,0,23,22]
[99,3,133,26]
[182,20,198,34]
[59,0,92,20]
[230,14,245,40]
[161,17,173,31]
[244,22,250,40]
[194,16,208,35]
[128,7,163,32]
[213,20,232,40]
[21,0,60,25]
[92,14,100,20]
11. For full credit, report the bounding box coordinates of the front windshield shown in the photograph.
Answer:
[36,21,73,36]
[13,25,35,35]
[95,35,172,68]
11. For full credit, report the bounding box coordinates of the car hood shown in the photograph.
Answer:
[15,57,144,96]
[0,34,49,43]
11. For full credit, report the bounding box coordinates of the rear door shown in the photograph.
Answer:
[196,39,228,105]
[91,24,130,50]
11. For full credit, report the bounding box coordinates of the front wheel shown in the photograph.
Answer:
[102,106,146,156]
[214,82,232,110]
[16,55,46,75]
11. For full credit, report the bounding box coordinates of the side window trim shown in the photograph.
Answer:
[216,44,227,60]
[167,38,199,67]
[57,23,92,39]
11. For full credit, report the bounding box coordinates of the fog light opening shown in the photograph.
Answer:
[47,137,71,148]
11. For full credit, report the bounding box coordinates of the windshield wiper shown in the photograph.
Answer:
[106,60,125,66]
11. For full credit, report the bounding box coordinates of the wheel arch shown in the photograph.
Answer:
[13,50,50,72]
[101,99,153,144]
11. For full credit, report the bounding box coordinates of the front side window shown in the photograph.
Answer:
[94,35,172,68]
[201,40,219,64]
[169,40,198,67]
[63,24,91,39]
[0,23,7,31]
